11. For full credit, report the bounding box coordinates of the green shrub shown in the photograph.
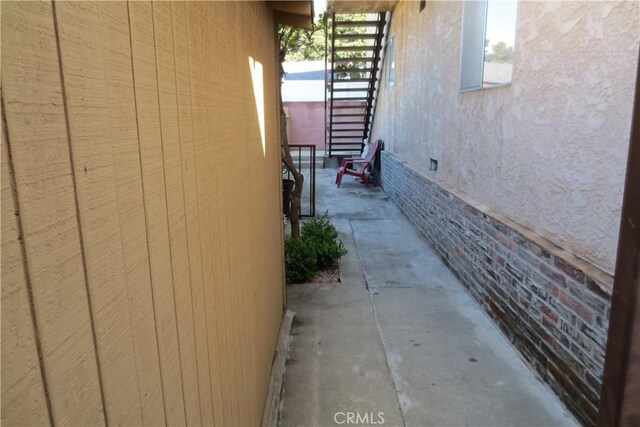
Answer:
[301,212,348,269]
[284,213,347,284]
[284,237,317,283]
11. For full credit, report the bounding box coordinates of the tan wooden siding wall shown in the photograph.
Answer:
[1,1,285,425]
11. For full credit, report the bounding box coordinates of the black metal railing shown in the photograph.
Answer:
[284,144,316,217]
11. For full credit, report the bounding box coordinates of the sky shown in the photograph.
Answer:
[311,0,516,46]
[485,0,518,48]
[314,0,327,17]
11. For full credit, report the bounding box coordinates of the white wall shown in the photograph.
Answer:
[282,61,325,101]
[372,0,639,273]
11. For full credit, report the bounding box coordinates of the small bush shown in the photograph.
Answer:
[301,212,348,269]
[284,237,317,284]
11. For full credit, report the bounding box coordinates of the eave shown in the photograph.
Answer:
[268,1,315,29]
[327,0,399,13]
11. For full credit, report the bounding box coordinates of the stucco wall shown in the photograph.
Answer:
[1,2,284,425]
[372,0,639,273]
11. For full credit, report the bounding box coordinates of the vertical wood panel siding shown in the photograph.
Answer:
[1,2,106,424]
[129,2,188,424]
[1,104,51,427]
[1,1,285,425]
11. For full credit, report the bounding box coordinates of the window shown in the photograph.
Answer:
[387,36,396,87]
[460,0,518,91]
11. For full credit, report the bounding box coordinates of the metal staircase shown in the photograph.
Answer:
[327,13,386,157]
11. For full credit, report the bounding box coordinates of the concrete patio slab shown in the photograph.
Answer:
[352,218,577,427]
[279,170,577,426]
[279,215,405,427]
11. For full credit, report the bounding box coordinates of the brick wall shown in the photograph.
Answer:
[380,151,612,426]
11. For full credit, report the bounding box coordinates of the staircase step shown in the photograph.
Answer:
[333,77,376,83]
[332,87,369,92]
[332,121,366,126]
[331,135,365,140]
[332,68,374,73]
[333,20,382,27]
[331,97,369,101]
[331,78,373,84]
[332,113,368,117]
[332,127,365,131]
[331,105,366,109]
[333,46,377,52]
[332,57,373,63]
[334,34,378,40]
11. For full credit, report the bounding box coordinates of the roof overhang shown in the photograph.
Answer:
[327,0,399,13]
[268,1,315,29]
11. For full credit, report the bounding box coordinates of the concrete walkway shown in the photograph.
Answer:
[279,170,577,427]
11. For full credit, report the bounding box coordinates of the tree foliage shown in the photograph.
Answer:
[486,40,514,63]
[278,14,328,62]
[278,13,369,62]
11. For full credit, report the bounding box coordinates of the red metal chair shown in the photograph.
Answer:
[335,140,380,188]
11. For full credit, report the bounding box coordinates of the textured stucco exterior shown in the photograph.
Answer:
[372,0,639,274]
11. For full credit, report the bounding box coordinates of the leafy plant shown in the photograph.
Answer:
[278,13,368,62]
[284,237,317,284]
[301,212,348,269]
[284,213,347,284]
